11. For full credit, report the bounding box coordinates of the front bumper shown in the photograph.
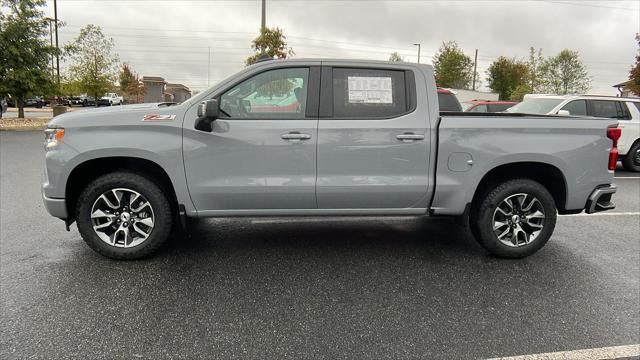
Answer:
[585,184,616,214]
[43,194,68,220]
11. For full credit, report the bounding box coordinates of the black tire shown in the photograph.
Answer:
[621,141,640,172]
[470,179,557,258]
[76,172,173,260]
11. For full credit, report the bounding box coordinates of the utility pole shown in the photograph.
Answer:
[261,0,266,32]
[53,0,60,89]
[207,47,211,87]
[413,43,421,63]
[45,18,54,76]
[472,49,478,91]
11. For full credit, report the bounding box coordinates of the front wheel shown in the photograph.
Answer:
[470,179,557,258]
[76,172,173,260]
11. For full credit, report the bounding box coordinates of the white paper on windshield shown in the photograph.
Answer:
[347,76,393,104]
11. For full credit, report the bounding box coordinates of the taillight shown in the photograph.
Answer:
[606,127,621,171]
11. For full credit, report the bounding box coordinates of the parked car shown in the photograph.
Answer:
[69,94,96,107]
[43,59,619,260]
[507,95,640,171]
[97,93,123,106]
[437,88,462,112]
[24,97,44,108]
[462,100,517,113]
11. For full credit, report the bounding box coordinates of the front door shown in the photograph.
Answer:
[183,66,320,213]
[316,66,431,210]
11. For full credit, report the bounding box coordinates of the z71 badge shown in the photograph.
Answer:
[142,114,176,121]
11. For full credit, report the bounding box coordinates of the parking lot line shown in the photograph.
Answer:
[615,176,640,179]
[488,343,640,360]
[561,212,640,217]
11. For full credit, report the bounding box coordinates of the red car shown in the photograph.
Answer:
[462,100,517,113]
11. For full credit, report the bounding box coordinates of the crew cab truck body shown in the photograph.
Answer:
[42,59,619,260]
[97,93,123,106]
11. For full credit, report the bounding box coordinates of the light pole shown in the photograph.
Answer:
[45,18,55,76]
[53,0,60,88]
[413,43,421,64]
[261,0,266,32]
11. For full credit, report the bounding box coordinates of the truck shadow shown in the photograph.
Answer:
[160,216,485,260]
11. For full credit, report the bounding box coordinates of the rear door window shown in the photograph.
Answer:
[588,100,618,119]
[487,103,514,112]
[560,100,587,116]
[469,104,487,112]
[331,68,407,118]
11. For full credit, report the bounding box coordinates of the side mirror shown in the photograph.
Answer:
[557,110,570,116]
[195,99,219,132]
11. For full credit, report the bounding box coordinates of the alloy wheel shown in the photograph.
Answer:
[90,188,155,248]
[492,193,545,247]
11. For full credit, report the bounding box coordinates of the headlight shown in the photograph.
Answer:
[44,127,65,150]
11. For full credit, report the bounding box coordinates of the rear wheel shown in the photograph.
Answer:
[470,179,557,258]
[76,172,173,260]
[621,141,640,172]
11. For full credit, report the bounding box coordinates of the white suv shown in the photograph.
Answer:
[507,95,640,172]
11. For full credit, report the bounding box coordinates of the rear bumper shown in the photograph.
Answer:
[43,194,68,220]
[585,184,616,214]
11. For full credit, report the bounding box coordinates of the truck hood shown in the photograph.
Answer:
[48,103,184,128]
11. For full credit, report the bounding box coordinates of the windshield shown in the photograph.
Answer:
[506,98,563,115]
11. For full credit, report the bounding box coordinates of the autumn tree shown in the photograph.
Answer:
[388,52,404,62]
[432,41,474,89]
[119,63,144,103]
[65,24,119,104]
[539,49,590,95]
[486,57,529,100]
[245,27,294,66]
[628,34,640,96]
[0,0,58,118]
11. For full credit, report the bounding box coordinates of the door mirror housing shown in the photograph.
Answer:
[557,109,570,116]
[195,99,219,132]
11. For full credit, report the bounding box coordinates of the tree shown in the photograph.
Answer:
[539,49,590,95]
[486,57,529,100]
[245,27,294,66]
[0,0,58,118]
[388,52,404,62]
[432,41,474,89]
[65,24,119,104]
[526,47,544,93]
[628,34,640,96]
[119,63,144,103]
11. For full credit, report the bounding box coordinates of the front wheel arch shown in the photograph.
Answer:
[65,157,179,224]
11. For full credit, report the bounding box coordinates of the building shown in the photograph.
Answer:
[165,83,192,103]
[613,80,638,98]
[142,76,167,103]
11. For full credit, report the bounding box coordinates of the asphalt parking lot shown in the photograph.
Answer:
[1,131,638,359]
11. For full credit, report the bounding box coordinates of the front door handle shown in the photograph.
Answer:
[281,132,312,141]
[396,133,425,141]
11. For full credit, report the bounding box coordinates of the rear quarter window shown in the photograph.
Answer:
[438,92,462,112]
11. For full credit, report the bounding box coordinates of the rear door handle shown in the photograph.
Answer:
[396,133,425,141]
[281,132,312,141]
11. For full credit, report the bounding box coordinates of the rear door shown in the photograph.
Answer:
[315,65,431,210]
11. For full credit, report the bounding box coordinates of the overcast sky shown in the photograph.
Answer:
[39,0,640,94]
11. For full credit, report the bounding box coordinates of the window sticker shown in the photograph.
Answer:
[347,76,393,104]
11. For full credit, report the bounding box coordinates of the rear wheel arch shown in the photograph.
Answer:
[65,157,179,222]
[470,162,568,213]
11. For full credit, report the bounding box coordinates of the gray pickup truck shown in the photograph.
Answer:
[42,59,620,260]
